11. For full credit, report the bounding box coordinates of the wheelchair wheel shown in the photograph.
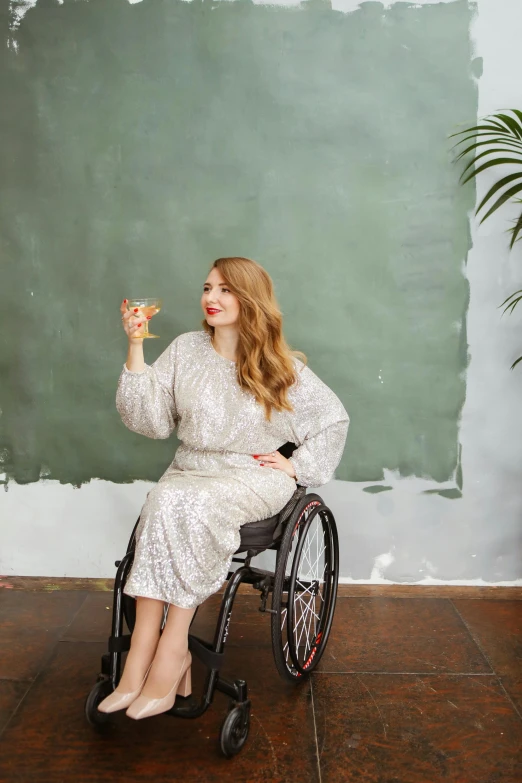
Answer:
[219,703,251,758]
[85,679,113,727]
[271,494,339,682]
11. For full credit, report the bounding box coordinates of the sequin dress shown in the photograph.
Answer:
[116,330,349,609]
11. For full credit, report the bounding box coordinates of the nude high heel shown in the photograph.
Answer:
[125,652,192,720]
[97,662,153,714]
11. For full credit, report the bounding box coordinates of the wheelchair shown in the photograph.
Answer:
[85,443,340,757]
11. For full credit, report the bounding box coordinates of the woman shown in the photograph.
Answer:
[98,257,349,720]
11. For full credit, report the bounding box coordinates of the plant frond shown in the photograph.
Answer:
[502,298,522,316]
[455,138,522,161]
[460,148,522,179]
[463,159,522,187]
[509,212,522,248]
[480,182,522,223]
[496,112,522,139]
[473,174,522,214]
[499,289,522,309]
[450,123,511,139]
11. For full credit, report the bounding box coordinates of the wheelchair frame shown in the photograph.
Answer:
[85,449,339,757]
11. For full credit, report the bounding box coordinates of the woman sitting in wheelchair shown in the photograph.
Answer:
[98,256,349,719]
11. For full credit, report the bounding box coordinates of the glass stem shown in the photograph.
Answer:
[143,319,149,337]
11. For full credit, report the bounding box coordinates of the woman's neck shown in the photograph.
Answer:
[211,327,239,362]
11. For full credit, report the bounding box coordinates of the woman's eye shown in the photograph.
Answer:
[222,288,230,293]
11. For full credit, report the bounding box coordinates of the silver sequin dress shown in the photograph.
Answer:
[116,330,349,609]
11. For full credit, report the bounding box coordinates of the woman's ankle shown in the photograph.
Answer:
[118,644,157,689]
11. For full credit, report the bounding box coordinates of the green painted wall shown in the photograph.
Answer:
[0,0,476,487]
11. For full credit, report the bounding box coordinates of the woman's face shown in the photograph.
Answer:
[201,267,241,327]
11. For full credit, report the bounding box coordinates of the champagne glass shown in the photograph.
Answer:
[127,297,163,339]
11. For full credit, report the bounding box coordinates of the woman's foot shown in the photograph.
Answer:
[97,662,153,713]
[126,649,192,720]
[97,635,160,713]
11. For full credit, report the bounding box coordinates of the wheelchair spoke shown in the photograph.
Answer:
[292,584,321,653]
[294,595,315,655]
[280,601,299,674]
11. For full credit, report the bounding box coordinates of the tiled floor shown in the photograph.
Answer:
[0,587,520,782]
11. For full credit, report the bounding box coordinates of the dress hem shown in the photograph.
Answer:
[122,586,201,610]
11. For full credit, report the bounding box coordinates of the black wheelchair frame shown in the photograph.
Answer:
[85,443,340,758]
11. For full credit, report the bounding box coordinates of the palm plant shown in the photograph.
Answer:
[451,109,522,368]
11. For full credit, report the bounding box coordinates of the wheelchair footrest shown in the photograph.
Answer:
[188,634,224,671]
[108,634,132,653]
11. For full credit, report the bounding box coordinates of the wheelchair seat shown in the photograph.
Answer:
[236,485,306,554]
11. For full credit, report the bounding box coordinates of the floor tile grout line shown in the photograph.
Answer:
[446,598,495,674]
[449,598,498,675]
[449,598,522,724]
[57,592,91,644]
[0,681,33,738]
[495,678,522,723]
[0,677,37,683]
[310,677,323,783]
[0,592,90,741]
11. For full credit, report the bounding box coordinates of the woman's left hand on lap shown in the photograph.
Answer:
[252,451,296,480]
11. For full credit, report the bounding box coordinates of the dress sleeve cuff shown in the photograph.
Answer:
[122,362,148,376]
[288,457,300,485]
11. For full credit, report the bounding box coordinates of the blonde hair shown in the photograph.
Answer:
[202,257,307,420]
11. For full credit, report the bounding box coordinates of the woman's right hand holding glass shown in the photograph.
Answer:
[121,299,145,341]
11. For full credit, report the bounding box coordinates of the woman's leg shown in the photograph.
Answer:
[117,596,164,692]
[139,603,197,699]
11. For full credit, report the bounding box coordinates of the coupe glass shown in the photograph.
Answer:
[127,297,163,339]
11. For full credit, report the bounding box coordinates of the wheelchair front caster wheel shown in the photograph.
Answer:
[85,679,113,727]
[220,703,251,758]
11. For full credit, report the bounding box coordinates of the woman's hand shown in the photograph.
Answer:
[120,299,147,341]
[253,450,297,480]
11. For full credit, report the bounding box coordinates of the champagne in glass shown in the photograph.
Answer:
[127,297,163,339]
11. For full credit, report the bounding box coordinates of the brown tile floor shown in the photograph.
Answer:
[0,588,520,782]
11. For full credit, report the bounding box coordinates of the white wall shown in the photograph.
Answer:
[2,0,522,585]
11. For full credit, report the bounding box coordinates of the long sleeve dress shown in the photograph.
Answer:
[116,330,349,609]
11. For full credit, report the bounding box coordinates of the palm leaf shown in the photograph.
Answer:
[460,149,522,180]
[511,355,522,370]
[496,113,522,139]
[452,125,522,139]
[450,123,512,139]
[501,296,522,316]
[472,173,522,214]
[462,158,522,186]
[509,211,522,248]
[455,138,522,161]
[499,289,522,308]
[480,182,522,224]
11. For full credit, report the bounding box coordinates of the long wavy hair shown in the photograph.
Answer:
[202,257,307,420]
